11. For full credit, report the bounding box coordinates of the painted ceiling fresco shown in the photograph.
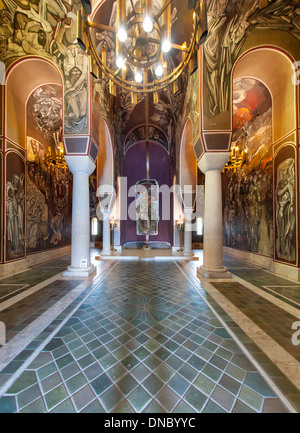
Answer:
[0,0,299,151]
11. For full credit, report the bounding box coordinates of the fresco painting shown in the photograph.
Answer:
[26,84,72,254]
[274,146,297,265]
[223,78,274,257]
[5,151,25,261]
[0,0,89,135]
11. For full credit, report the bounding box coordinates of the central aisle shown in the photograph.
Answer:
[0,262,288,413]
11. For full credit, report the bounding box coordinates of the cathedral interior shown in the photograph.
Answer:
[0,0,300,415]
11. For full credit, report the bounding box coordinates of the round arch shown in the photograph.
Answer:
[232,47,297,144]
[5,57,63,148]
[97,118,114,192]
[179,118,197,197]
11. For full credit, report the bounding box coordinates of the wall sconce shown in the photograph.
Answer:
[176,215,185,252]
[110,217,118,252]
[44,128,67,171]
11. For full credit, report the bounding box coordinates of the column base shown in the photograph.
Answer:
[197,266,232,280]
[63,265,96,278]
[183,251,194,257]
[101,251,112,256]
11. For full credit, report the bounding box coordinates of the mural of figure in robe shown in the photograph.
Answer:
[6,172,25,258]
[54,18,89,134]
[275,157,296,262]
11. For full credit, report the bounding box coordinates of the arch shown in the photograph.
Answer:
[97,118,114,193]
[232,47,297,144]
[179,118,197,196]
[122,140,172,245]
[5,57,63,148]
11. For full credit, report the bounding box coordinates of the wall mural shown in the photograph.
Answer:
[5,152,25,261]
[0,150,2,263]
[0,0,89,135]
[89,172,97,219]
[181,62,200,151]
[274,146,297,265]
[223,78,274,257]
[26,84,72,254]
[136,180,159,236]
[203,0,300,121]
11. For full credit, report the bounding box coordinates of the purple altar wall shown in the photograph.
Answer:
[121,141,173,246]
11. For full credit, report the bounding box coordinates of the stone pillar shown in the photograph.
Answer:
[101,208,112,255]
[63,155,96,277]
[183,208,194,256]
[197,153,231,279]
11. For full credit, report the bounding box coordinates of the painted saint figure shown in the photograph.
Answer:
[275,158,296,261]
[6,173,25,256]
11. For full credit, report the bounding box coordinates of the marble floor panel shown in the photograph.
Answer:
[0,260,293,413]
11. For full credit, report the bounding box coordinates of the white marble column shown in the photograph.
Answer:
[63,156,96,278]
[101,208,112,255]
[183,208,194,256]
[197,153,232,279]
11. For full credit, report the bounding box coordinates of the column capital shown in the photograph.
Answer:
[198,152,230,174]
[65,155,96,176]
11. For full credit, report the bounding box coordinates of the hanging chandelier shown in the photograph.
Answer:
[77,0,208,96]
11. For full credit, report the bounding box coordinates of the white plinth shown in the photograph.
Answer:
[63,265,97,278]
[197,266,232,280]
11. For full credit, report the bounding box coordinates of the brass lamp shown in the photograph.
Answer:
[176,215,184,252]
[77,0,208,95]
[110,217,118,252]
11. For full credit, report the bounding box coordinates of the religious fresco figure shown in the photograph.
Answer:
[54,18,89,134]
[275,158,296,262]
[204,0,300,118]
[6,172,25,257]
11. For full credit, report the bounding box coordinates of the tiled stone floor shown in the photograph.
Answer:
[0,259,293,413]
[0,280,82,343]
[210,281,300,362]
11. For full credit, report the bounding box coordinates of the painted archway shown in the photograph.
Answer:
[121,141,172,246]
[179,118,197,207]
[223,47,298,266]
[2,58,64,263]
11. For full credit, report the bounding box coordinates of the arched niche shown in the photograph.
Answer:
[233,48,297,144]
[5,58,63,148]
[122,140,172,246]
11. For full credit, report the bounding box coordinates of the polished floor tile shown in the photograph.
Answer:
[0,260,291,413]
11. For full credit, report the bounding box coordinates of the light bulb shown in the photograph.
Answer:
[155,63,163,77]
[117,26,127,43]
[135,70,143,83]
[162,38,171,53]
[116,55,125,69]
[143,15,153,33]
